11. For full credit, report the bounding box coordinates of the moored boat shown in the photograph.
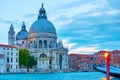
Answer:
[94,65,120,78]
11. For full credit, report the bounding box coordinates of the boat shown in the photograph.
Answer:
[94,65,120,78]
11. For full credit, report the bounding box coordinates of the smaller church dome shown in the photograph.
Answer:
[16,22,29,40]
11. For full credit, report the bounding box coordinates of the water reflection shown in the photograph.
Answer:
[111,78,120,80]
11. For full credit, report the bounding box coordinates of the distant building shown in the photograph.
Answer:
[0,44,19,73]
[110,50,120,68]
[68,54,94,72]
[0,54,5,73]
[7,4,68,72]
[93,51,105,65]
[93,50,120,68]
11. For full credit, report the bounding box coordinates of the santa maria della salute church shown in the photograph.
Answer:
[8,4,68,72]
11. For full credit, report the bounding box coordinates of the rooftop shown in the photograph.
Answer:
[69,53,93,57]
[0,44,17,48]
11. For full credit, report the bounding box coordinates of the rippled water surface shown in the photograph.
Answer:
[0,72,119,80]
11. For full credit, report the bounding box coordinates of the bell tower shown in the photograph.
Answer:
[8,24,15,45]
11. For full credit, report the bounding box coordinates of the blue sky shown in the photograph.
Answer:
[0,0,120,54]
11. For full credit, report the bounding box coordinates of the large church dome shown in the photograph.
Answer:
[16,22,29,40]
[29,19,56,33]
[29,4,56,34]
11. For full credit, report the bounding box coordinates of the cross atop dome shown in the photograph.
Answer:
[42,3,43,8]
[38,3,47,19]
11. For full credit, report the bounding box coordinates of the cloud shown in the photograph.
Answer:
[0,0,120,54]
[105,9,120,15]
[56,12,120,53]
[69,46,99,54]
[59,0,109,17]
[97,41,120,50]
[61,38,77,49]
[24,13,36,18]
[0,23,9,44]
[48,0,109,29]
[107,0,120,9]
[0,18,14,24]
[49,13,73,29]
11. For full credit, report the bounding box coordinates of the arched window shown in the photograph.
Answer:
[39,40,42,48]
[39,53,47,58]
[32,40,35,48]
[59,54,62,69]
[30,41,32,48]
[7,57,9,63]
[53,40,56,48]
[28,42,30,48]
[49,41,52,48]
[44,40,47,48]
[22,41,24,45]
[34,41,37,48]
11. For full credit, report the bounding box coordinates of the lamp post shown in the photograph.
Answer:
[103,51,110,80]
[78,64,80,71]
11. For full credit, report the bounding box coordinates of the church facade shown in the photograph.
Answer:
[8,4,68,72]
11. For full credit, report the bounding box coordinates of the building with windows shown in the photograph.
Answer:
[0,54,5,73]
[0,44,19,73]
[8,4,68,72]
[68,54,94,72]
[93,50,120,68]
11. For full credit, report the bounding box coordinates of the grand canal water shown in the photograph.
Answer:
[0,72,119,80]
